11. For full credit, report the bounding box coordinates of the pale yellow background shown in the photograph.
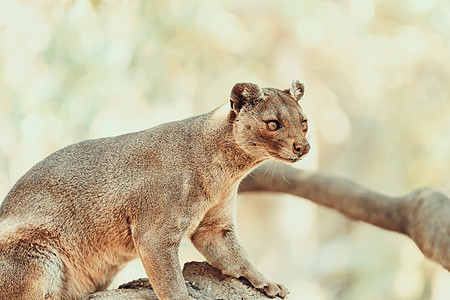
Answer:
[0,1,449,299]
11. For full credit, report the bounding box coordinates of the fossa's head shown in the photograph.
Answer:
[229,80,310,163]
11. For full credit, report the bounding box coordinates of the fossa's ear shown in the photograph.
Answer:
[230,82,264,114]
[284,80,305,102]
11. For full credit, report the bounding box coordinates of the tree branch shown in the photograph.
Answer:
[86,261,277,299]
[239,163,450,271]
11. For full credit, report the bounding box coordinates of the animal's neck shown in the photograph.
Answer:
[203,105,270,181]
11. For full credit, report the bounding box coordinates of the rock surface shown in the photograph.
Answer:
[86,261,278,299]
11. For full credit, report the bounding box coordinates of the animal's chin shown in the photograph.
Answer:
[270,152,303,164]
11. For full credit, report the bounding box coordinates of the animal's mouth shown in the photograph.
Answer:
[287,157,301,163]
[269,152,305,164]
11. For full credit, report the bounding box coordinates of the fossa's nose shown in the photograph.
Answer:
[293,141,310,156]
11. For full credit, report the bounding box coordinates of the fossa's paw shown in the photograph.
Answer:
[253,279,290,298]
[243,271,289,298]
[222,266,289,298]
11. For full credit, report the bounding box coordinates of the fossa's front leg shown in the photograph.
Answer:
[133,220,191,300]
[190,193,289,298]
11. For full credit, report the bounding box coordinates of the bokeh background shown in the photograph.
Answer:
[1,0,449,299]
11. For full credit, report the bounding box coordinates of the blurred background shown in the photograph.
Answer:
[0,0,449,299]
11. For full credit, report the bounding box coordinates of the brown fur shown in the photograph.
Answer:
[0,81,310,300]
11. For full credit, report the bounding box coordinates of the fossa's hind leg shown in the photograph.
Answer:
[0,247,64,300]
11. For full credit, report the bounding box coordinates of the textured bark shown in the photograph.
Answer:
[239,163,450,271]
[86,261,276,299]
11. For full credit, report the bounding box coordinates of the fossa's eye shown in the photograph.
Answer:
[266,121,279,131]
[301,121,308,133]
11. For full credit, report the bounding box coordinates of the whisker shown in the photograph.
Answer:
[259,162,272,180]
[279,161,291,185]
[271,162,278,181]
[246,171,257,179]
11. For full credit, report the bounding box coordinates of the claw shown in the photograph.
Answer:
[277,283,290,298]
[261,282,289,299]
